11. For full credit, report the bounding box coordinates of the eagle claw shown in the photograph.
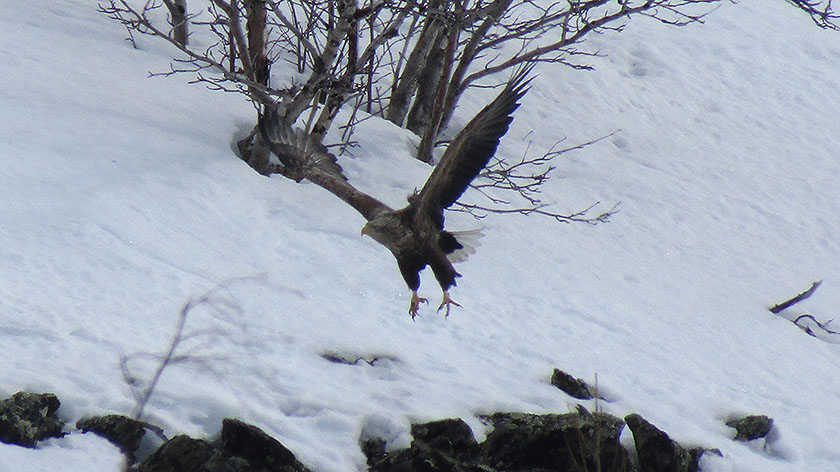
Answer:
[437,291,461,318]
[409,292,428,320]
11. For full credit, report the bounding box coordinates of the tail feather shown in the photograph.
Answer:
[444,228,484,263]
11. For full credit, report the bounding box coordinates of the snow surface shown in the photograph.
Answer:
[2,0,840,471]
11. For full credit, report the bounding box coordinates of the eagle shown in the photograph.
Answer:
[259,69,532,318]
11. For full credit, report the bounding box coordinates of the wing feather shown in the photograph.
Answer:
[258,106,346,181]
[415,67,534,223]
[258,105,391,221]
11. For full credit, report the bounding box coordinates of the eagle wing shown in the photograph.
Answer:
[258,105,346,181]
[415,67,533,225]
[259,106,392,221]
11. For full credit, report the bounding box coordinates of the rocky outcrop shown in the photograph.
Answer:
[136,418,312,472]
[1,390,728,472]
[482,411,630,471]
[366,411,631,472]
[0,392,65,447]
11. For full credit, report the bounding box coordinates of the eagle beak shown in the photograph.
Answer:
[360,224,369,237]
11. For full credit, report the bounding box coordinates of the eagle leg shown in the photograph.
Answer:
[409,291,428,320]
[437,291,461,317]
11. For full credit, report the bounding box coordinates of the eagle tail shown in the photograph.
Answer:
[441,228,484,263]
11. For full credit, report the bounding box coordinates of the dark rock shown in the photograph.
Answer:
[219,418,311,471]
[725,415,773,441]
[369,412,631,472]
[136,419,311,472]
[360,436,387,466]
[410,418,479,460]
[76,414,146,462]
[0,391,65,447]
[625,413,705,472]
[550,369,596,400]
[367,418,480,472]
[368,443,463,472]
[136,435,213,472]
[481,411,630,472]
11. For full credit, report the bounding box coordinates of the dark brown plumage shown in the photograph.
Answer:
[259,68,532,318]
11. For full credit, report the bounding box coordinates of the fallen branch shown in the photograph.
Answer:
[769,280,821,314]
[793,313,840,337]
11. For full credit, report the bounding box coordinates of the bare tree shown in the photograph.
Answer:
[98,0,728,224]
[387,0,723,162]
[100,0,724,159]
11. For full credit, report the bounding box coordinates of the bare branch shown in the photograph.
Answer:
[452,200,619,224]
[451,131,621,224]
[119,278,250,420]
[786,0,840,29]
[793,314,840,336]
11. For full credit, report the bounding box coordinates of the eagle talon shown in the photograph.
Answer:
[409,292,428,319]
[437,291,461,318]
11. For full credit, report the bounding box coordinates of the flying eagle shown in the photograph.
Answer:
[259,69,532,318]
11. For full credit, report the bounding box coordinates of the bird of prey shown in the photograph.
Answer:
[259,68,532,318]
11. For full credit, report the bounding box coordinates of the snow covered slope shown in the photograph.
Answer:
[2,0,840,470]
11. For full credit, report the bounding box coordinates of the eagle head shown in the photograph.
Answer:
[360,213,408,250]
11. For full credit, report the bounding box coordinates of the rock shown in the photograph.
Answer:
[481,411,630,471]
[0,391,65,447]
[136,419,311,472]
[76,414,146,462]
[550,368,597,400]
[136,435,213,472]
[219,418,311,471]
[725,415,773,441]
[625,413,705,472]
[410,418,479,460]
[367,418,480,472]
[360,436,387,466]
[369,412,630,472]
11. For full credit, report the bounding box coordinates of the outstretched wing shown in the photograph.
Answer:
[259,105,392,221]
[415,67,533,224]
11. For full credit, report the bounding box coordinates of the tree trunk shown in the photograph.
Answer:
[245,0,268,85]
[437,0,512,133]
[385,0,447,127]
[164,0,189,46]
[238,0,272,172]
[415,21,459,163]
[404,32,446,136]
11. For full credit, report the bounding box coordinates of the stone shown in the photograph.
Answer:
[410,418,479,460]
[368,412,632,471]
[219,418,311,471]
[360,436,387,466]
[481,411,630,472]
[0,391,65,447]
[136,435,213,472]
[367,418,482,472]
[137,419,312,472]
[550,369,596,400]
[725,415,773,441]
[625,413,704,472]
[76,414,146,462]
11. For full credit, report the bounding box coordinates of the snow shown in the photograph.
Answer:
[2,0,840,471]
